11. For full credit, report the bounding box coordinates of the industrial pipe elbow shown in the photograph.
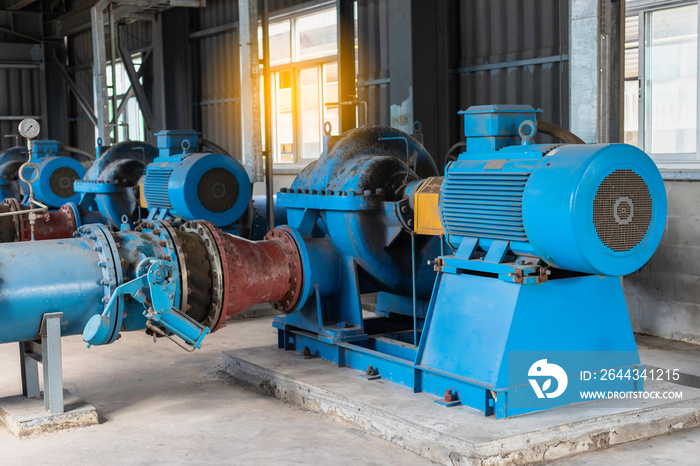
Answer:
[74,141,158,228]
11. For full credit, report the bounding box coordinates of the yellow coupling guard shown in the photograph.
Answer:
[414,176,444,236]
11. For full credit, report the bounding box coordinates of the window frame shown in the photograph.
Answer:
[106,53,146,143]
[627,0,700,168]
[263,4,339,170]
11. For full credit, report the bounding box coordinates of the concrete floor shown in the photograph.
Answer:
[0,316,698,465]
[0,318,430,465]
[551,428,700,465]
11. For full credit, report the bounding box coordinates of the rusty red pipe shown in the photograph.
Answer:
[206,225,302,332]
[0,199,77,243]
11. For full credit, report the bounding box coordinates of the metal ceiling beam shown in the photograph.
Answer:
[0,42,42,62]
[115,48,152,119]
[0,25,41,42]
[44,3,94,38]
[7,0,39,11]
[52,52,98,128]
[46,0,205,39]
[117,26,156,133]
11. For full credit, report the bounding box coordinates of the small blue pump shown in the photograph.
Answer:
[0,131,272,243]
[271,105,667,418]
[73,139,158,228]
[19,139,87,207]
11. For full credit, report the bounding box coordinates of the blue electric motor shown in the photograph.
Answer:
[142,130,252,228]
[440,105,666,277]
[20,139,87,207]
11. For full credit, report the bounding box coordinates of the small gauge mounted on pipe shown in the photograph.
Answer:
[18,118,40,139]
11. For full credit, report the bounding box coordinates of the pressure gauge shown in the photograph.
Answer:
[18,118,40,139]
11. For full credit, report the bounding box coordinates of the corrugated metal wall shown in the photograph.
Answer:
[357,0,569,153]
[0,10,44,150]
[356,0,390,126]
[456,0,569,128]
[67,28,97,152]
[48,0,569,160]
[195,0,242,158]
[0,66,43,150]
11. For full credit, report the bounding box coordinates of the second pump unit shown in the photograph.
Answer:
[268,105,667,417]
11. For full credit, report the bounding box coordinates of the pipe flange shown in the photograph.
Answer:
[153,220,187,314]
[75,223,124,344]
[394,197,414,232]
[2,198,22,242]
[73,179,124,194]
[58,203,79,232]
[179,221,224,331]
[264,227,303,313]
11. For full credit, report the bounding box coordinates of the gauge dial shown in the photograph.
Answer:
[18,118,40,139]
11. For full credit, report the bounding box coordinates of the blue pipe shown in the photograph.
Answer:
[0,220,216,348]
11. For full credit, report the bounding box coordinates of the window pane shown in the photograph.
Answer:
[323,63,339,134]
[298,67,321,159]
[645,4,698,155]
[259,21,291,65]
[295,9,337,61]
[270,21,291,66]
[275,70,294,163]
[106,56,144,143]
[625,15,639,80]
[624,80,640,147]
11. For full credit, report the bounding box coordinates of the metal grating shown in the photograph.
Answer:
[593,169,652,252]
[197,167,238,213]
[440,171,530,242]
[49,167,80,199]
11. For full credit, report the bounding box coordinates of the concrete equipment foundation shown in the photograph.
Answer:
[223,338,700,465]
[0,390,97,437]
[0,312,98,436]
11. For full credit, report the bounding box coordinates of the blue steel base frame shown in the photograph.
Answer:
[275,269,643,418]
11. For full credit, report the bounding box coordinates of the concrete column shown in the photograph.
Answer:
[151,15,167,132]
[238,0,263,182]
[570,0,624,143]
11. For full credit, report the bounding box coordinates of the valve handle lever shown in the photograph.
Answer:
[83,260,210,350]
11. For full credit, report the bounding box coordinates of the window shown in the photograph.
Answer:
[625,1,699,166]
[106,56,145,143]
[260,7,339,166]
